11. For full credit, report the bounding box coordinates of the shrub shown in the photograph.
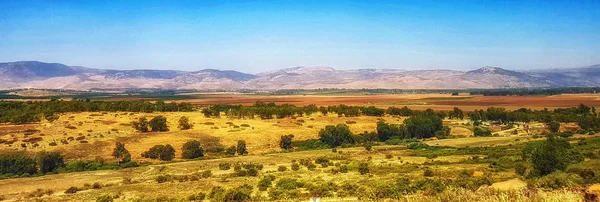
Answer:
[141,144,175,161]
[358,162,369,175]
[37,151,65,174]
[156,175,170,183]
[92,182,102,189]
[363,142,373,151]
[187,192,206,201]
[515,163,527,176]
[258,175,275,191]
[64,186,78,194]
[236,140,248,155]
[181,140,204,159]
[219,162,231,170]
[280,134,294,150]
[339,165,349,173]
[200,170,212,178]
[149,116,169,132]
[278,165,287,172]
[225,146,237,156]
[407,142,429,149]
[178,116,193,130]
[96,194,114,202]
[548,121,560,132]
[131,117,149,132]
[522,135,583,176]
[385,154,393,159]
[291,163,300,171]
[474,127,492,137]
[424,169,434,177]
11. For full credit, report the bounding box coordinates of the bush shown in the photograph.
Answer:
[156,175,170,183]
[548,121,560,132]
[37,151,65,174]
[237,140,248,155]
[291,163,300,171]
[258,175,275,191]
[131,117,149,132]
[473,127,492,137]
[407,142,429,149]
[363,142,373,151]
[149,116,169,132]
[96,194,114,202]
[280,134,294,150]
[0,151,37,176]
[187,192,206,201]
[112,142,131,164]
[424,169,434,177]
[339,165,349,173]
[278,165,287,172]
[515,163,527,176]
[181,140,204,159]
[64,186,79,194]
[522,135,583,176]
[358,162,369,175]
[225,146,237,156]
[178,116,193,130]
[92,182,102,189]
[141,144,175,161]
[219,162,231,170]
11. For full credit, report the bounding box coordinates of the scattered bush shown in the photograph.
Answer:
[142,144,175,161]
[278,165,287,172]
[358,162,369,175]
[219,162,231,170]
[64,186,79,194]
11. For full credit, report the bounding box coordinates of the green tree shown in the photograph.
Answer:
[523,135,583,176]
[279,134,294,150]
[403,114,443,139]
[548,121,560,133]
[112,142,131,164]
[181,140,204,159]
[319,124,354,148]
[178,116,193,130]
[131,117,149,132]
[473,127,492,137]
[141,144,175,161]
[149,116,169,132]
[237,140,248,155]
[37,151,65,174]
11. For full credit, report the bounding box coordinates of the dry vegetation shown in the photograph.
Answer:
[0,94,599,201]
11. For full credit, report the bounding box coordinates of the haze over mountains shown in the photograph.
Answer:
[1,61,599,90]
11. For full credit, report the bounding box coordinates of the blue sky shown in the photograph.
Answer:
[1,0,599,72]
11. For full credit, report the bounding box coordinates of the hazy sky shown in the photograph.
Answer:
[1,0,599,73]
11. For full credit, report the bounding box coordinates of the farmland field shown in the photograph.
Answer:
[0,93,599,201]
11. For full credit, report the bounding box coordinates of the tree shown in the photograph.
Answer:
[473,127,492,137]
[280,134,294,150]
[131,117,149,132]
[178,116,193,130]
[237,140,248,155]
[548,121,560,133]
[112,142,131,163]
[226,146,237,156]
[37,151,65,174]
[449,107,464,120]
[403,114,443,139]
[319,124,354,148]
[181,140,204,159]
[149,116,169,132]
[522,135,583,176]
[141,144,175,161]
[0,151,37,175]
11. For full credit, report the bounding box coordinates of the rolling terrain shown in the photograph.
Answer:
[1,61,600,90]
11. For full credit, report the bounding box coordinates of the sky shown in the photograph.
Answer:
[0,0,599,73]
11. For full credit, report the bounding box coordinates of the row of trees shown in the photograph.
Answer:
[0,99,193,124]
[0,151,64,176]
[202,102,387,119]
[140,140,249,161]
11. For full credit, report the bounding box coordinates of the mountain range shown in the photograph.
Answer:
[1,61,599,90]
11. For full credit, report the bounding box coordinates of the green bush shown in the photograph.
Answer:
[258,175,276,191]
[186,192,206,201]
[156,175,170,183]
[219,162,231,170]
[407,142,430,149]
[423,169,434,177]
[291,163,300,171]
[141,144,175,161]
[277,165,287,172]
[358,162,369,175]
[181,140,204,159]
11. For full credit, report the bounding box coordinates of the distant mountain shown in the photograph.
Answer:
[0,61,599,90]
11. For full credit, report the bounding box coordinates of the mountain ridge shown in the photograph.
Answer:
[1,61,599,90]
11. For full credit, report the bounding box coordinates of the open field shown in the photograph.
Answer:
[100,93,600,111]
[0,94,599,201]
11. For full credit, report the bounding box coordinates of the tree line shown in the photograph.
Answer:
[0,99,193,124]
